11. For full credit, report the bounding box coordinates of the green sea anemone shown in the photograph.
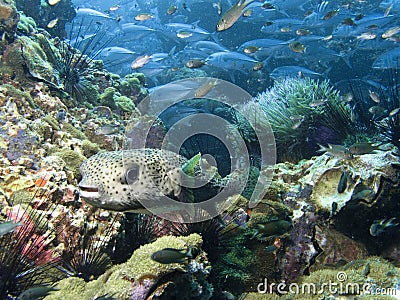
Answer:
[241,77,355,162]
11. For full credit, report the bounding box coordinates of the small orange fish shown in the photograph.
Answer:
[194,80,218,98]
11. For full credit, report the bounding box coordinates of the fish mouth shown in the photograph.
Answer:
[78,184,100,199]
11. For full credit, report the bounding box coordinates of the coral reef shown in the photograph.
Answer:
[270,148,400,283]
[114,73,148,106]
[0,1,398,298]
[0,194,65,298]
[16,0,76,38]
[0,1,19,53]
[43,234,212,300]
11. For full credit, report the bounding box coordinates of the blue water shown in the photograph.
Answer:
[59,0,399,93]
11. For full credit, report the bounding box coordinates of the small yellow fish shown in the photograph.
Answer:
[47,18,58,28]
[261,2,275,10]
[47,0,61,5]
[389,107,400,116]
[368,90,380,103]
[243,45,261,54]
[368,106,386,116]
[295,28,311,36]
[243,8,253,17]
[341,92,353,102]
[290,115,304,129]
[134,13,154,21]
[185,59,205,68]
[382,26,400,39]
[368,24,379,30]
[291,118,304,129]
[341,18,356,26]
[216,0,254,31]
[253,61,263,71]
[323,9,339,20]
[355,14,364,21]
[109,5,120,11]
[177,31,193,39]
[167,5,177,15]
[309,99,327,107]
[131,55,152,69]
[195,80,218,98]
[289,41,306,53]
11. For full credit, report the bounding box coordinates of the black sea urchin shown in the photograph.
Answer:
[110,213,164,264]
[50,20,109,105]
[57,213,117,282]
[375,69,400,150]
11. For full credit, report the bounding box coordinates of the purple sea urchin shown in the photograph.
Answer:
[0,188,64,298]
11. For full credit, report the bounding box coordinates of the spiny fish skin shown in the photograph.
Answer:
[78,149,187,212]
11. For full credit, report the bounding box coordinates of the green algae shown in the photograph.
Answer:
[81,139,100,158]
[1,83,34,107]
[52,149,86,179]
[18,35,54,81]
[62,123,87,140]
[44,234,203,300]
[99,87,116,107]
[42,115,61,130]
[114,95,135,112]
[9,189,32,205]
[115,73,148,104]
[16,13,36,34]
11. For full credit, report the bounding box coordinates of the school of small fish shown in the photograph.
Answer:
[66,0,400,96]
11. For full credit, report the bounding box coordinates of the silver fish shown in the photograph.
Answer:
[216,0,254,31]
[317,144,353,160]
[369,217,398,236]
[0,221,22,237]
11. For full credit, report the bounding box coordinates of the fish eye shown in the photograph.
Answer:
[125,165,139,184]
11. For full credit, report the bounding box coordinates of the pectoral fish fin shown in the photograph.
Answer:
[182,153,201,176]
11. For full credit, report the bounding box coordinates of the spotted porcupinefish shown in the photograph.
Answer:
[78,149,234,214]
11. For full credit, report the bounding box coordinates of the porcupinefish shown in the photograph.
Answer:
[78,149,229,214]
